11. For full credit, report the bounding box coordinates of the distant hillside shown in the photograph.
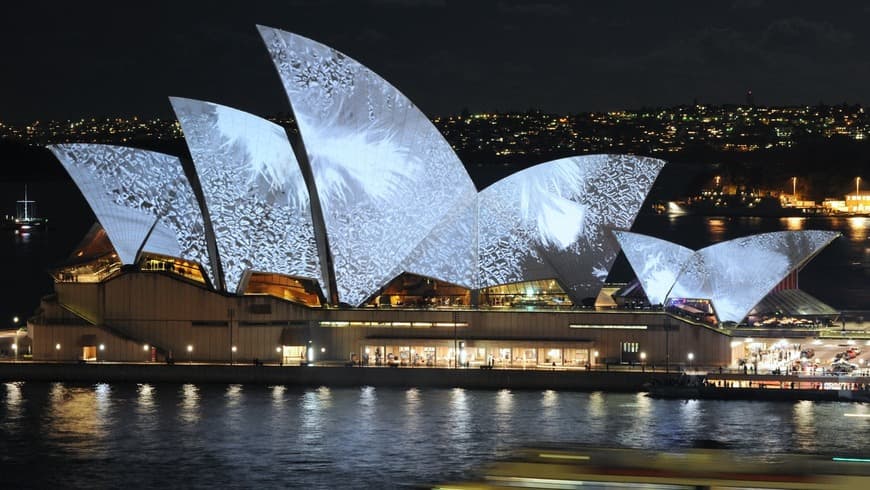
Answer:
[2,136,867,200]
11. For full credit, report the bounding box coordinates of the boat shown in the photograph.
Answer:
[438,444,870,489]
[646,374,870,402]
[9,185,46,231]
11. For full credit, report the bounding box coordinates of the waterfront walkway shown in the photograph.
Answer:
[0,360,670,391]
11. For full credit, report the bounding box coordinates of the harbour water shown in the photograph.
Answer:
[2,382,869,489]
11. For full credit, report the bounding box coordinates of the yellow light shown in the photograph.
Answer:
[538,453,590,461]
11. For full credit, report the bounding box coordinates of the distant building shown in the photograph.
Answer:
[845,190,870,213]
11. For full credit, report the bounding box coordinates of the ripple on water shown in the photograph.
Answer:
[2,383,868,489]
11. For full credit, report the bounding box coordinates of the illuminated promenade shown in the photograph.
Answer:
[0,361,671,391]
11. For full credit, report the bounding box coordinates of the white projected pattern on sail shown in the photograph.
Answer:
[668,230,840,323]
[49,143,214,285]
[259,25,478,305]
[172,97,321,294]
[612,230,694,305]
[478,155,665,303]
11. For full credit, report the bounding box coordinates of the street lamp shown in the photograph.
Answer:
[11,343,17,362]
[593,350,599,369]
[231,345,237,365]
[792,176,797,197]
[640,352,646,372]
[99,343,105,363]
[688,352,694,371]
[276,346,282,366]
[55,343,61,362]
[187,344,193,364]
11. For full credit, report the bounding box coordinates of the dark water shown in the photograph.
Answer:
[1,382,869,489]
[3,178,867,327]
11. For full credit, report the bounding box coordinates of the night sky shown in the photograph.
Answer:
[3,1,870,123]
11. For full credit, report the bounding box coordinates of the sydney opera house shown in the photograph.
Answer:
[29,26,840,368]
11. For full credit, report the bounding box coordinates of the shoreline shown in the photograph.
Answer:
[0,362,673,391]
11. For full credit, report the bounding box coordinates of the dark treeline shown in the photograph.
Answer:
[1,134,867,201]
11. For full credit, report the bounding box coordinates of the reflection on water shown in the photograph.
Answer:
[402,387,420,433]
[784,216,806,231]
[224,384,244,434]
[448,387,470,443]
[706,218,728,242]
[4,382,23,424]
[45,382,109,458]
[4,382,870,489]
[225,383,243,407]
[137,383,155,415]
[300,388,328,446]
[179,383,199,425]
[587,390,605,418]
[846,216,867,242]
[634,392,651,420]
[793,400,816,451]
[495,388,512,415]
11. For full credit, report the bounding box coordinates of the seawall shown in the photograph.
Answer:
[0,362,674,391]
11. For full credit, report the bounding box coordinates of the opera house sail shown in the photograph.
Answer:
[612,231,694,306]
[479,155,665,303]
[171,97,322,295]
[49,143,215,286]
[258,26,479,306]
[614,230,841,323]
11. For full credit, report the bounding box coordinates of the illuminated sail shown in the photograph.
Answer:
[172,97,322,294]
[478,155,665,302]
[259,26,477,305]
[50,143,214,285]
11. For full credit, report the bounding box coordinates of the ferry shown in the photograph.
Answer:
[646,373,870,403]
[437,445,870,489]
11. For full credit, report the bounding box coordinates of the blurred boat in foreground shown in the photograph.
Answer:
[435,444,870,489]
